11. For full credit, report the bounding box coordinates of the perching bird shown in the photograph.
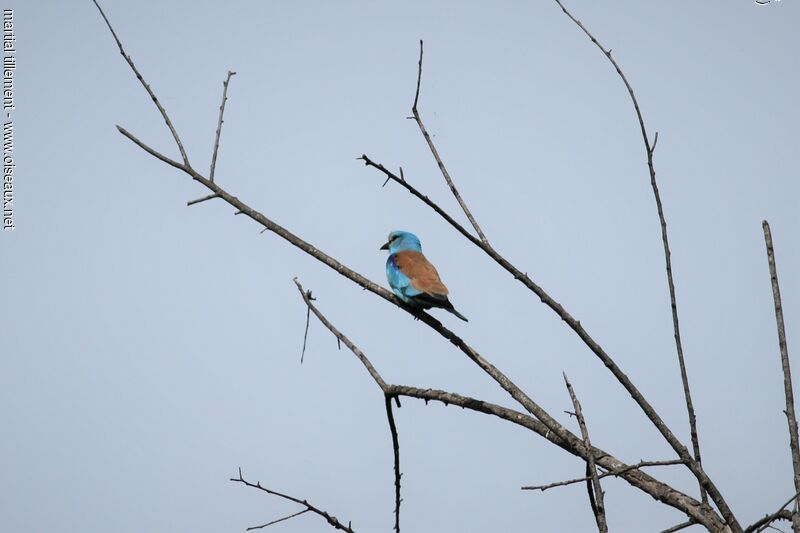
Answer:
[380,230,468,322]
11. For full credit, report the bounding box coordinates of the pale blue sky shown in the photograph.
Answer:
[2,1,799,532]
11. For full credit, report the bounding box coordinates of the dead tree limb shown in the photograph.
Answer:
[763,221,800,533]
[409,40,488,245]
[564,373,608,532]
[231,469,356,532]
[552,0,708,510]
[521,459,684,492]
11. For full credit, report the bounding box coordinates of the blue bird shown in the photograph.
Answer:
[380,230,468,322]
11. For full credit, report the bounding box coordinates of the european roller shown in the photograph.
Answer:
[380,230,468,322]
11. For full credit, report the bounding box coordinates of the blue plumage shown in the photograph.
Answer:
[380,230,468,321]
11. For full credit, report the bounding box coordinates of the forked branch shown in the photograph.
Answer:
[410,40,489,245]
[564,373,608,533]
[231,469,356,532]
[92,0,190,167]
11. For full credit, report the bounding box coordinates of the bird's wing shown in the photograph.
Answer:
[394,251,449,297]
[387,255,411,289]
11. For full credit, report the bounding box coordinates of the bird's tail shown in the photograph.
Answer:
[446,306,469,322]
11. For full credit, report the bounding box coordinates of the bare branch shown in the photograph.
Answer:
[116,126,187,172]
[93,1,191,167]
[247,509,310,531]
[745,491,800,533]
[763,221,800,533]
[661,520,696,533]
[385,396,402,533]
[231,469,356,533]
[552,0,709,510]
[409,40,489,245]
[295,280,400,530]
[521,459,684,492]
[563,373,607,533]
[299,287,314,364]
[187,192,220,206]
[210,70,236,182]
[293,279,387,390]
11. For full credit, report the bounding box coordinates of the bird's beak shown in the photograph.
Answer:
[380,241,390,251]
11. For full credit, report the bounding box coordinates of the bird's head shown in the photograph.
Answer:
[380,230,422,254]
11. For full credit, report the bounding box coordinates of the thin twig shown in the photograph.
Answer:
[93,0,190,167]
[247,509,310,531]
[410,40,488,245]
[563,373,607,533]
[660,519,696,533]
[293,279,387,390]
[187,192,220,206]
[300,289,313,364]
[231,468,356,532]
[385,396,402,533]
[521,459,684,491]
[116,126,187,171]
[745,491,800,533]
[763,221,800,533]
[552,0,709,511]
[210,70,236,182]
[295,279,401,530]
